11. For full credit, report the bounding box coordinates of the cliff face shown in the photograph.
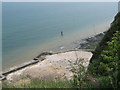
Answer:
[118,1,120,12]
[90,12,120,63]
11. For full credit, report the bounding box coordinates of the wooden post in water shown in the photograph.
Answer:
[61,31,63,37]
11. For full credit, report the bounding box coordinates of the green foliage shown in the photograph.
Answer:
[69,58,95,88]
[90,12,120,63]
[89,31,120,88]
[89,12,120,88]
[101,31,119,72]
[101,31,120,88]
[69,58,86,88]
[99,76,113,88]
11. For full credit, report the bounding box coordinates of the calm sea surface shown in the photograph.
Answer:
[2,2,117,71]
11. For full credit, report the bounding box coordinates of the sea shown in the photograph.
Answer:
[2,2,118,71]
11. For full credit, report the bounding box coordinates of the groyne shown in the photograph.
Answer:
[0,51,53,81]
[0,60,39,81]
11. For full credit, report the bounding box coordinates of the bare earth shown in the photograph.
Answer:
[6,50,92,85]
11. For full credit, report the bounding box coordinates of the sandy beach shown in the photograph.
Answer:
[5,50,92,85]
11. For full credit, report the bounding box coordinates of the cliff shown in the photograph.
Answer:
[90,12,120,63]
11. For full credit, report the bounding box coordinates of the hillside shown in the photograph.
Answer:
[88,12,120,88]
[90,12,120,63]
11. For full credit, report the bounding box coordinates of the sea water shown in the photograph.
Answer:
[2,2,117,71]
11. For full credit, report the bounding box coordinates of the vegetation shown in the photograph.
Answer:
[88,12,120,89]
[2,80,71,88]
[69,58,97,88]
[69,58,88,88]
[88,31,119,88]
[69,12,120,89]
[90,12,120,63]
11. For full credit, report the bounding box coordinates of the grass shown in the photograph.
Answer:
[2,80,71,88]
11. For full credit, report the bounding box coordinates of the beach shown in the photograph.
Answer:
[4,50,92,85]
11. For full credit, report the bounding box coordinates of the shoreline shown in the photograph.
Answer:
[2,29,107,75]
[1,29,106,82]
[2,20,110,73]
